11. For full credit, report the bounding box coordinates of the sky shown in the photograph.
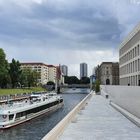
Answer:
[0,0,140,77]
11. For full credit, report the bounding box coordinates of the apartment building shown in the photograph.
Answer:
[47,65,57,83]
[119,23,140,86]
[21,63,49,85]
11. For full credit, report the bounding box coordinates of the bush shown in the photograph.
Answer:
[95,80,100,93]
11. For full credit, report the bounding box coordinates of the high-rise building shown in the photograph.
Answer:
[119,23,140,86]
[60,65,68,76]
[80,63,88,79]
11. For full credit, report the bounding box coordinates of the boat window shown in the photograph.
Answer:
[16,112,26,119]
[9,114,14,120]
[60,99,63,103]
[25,101,60,115]
[14,100,61,119]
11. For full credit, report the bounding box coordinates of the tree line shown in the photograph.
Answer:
[64,76,90,85]
[0,48,39,88]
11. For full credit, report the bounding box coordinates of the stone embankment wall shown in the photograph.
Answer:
[42,91,93,140]
[101,85,140,123]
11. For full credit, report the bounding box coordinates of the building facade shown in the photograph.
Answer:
[21,63,64,85]
[119,23,140,86]
[60,65,68,76]
[95,62,119,85]
[21,63,49,85]
[47,65,57,83]
[80,63,88,79]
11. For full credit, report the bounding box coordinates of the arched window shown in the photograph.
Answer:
[106,79,110,85]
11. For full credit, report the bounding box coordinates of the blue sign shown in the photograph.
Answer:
[90,75,96,83]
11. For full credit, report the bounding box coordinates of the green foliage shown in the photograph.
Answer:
[80,77,90,84]
[64,76,90,85]
[0,48,40,89]
[64,76,80,84]
[0,48,10,88]
[21,68,40,87]
[9,58,22,88]
[95,80,100,93]
[0,87,46,95]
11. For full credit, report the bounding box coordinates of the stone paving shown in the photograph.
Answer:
[59,95,140,140]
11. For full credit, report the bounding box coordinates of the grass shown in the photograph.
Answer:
[0,87,46,95]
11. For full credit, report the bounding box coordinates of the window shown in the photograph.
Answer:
[138,44,140,56]
[9,114,14,121]
[106,71,109,75]
[135,47,137,57]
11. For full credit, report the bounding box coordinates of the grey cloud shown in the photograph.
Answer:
[0,0,123,50]
[0,0,140,76]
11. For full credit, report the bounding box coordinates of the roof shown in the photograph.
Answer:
[47,65,56,68]
[21,62,47,66]
[21,62,58,68]
[119,22,140,49]
[101,62,119,65]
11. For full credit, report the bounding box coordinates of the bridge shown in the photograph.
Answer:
[60,84,90,88]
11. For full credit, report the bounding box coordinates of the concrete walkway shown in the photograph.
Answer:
[59,95,140,140]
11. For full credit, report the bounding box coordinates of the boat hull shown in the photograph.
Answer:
[0,102,64,129]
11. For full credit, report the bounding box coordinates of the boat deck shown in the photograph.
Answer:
[0,94,59,112]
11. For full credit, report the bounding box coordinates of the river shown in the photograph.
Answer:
[0,88,90,140]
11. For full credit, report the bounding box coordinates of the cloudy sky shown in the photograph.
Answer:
[0,0,140,77]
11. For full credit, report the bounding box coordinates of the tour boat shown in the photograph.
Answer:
[0,92,64,129]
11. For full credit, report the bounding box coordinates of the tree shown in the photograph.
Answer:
[21,68,40,88]
[64,76,80,84]
[9,59,22,88]
[0,48,10,88]
[95,80,100,93]
[80,77,90,84]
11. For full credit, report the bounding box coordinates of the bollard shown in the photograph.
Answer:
[106,95,109,99]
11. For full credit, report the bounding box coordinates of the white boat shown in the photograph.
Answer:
[0,92,64,129]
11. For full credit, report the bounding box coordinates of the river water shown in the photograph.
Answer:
[0,88,89,140]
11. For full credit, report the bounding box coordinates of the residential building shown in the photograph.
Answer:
[95,62,119,85]
[80,63,88,79]
[47,65,57,83]
[60,65,68,76]
[119,23,140,86]
[21,63,63,85]
[21,62,49,85]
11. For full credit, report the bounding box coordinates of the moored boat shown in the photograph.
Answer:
[0,92,64,129]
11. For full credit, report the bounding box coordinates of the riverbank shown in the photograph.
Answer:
[0,87,46,95]
[0,89,88,140]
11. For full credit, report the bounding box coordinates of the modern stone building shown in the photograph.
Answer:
[80,63,88,79]
[119,23,140,86]
[95,62,119,85]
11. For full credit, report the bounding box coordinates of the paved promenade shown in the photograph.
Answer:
[59,95,140,140]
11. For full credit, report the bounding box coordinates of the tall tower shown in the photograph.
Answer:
[60,65,68,76]
[80,63,88,79]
